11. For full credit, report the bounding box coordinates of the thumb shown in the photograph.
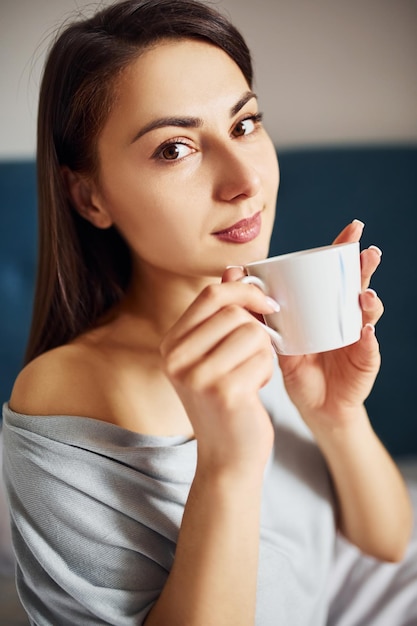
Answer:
[221,265,246,283]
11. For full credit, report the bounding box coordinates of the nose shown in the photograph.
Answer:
[213,145,261,202]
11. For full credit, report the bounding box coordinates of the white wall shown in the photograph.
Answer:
[1,0,416,159]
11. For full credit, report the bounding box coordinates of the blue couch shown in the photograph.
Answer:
[1,146,416,457]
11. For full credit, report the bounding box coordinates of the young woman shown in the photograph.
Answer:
[3,1,413,624]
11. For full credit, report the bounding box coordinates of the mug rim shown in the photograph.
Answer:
[245,241,358,268]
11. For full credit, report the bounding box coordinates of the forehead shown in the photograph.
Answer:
[110,39,250,123]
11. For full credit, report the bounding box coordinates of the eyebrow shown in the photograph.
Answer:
[130,90,257,144]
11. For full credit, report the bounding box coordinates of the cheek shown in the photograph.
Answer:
[260,142,279,233]
[265,140,280,192]
[108,185,198,259]
[98,170,158,226]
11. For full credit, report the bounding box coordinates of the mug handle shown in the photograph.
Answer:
[239,275,284,354]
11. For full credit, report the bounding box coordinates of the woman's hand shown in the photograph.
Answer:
[160,280,278,477]
[278,219,384,431]
[219,222,412,564]
[156,279,280,626]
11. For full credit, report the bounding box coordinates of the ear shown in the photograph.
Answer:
[61,166,113,229]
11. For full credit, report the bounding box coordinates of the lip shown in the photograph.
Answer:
[213,211,262,243]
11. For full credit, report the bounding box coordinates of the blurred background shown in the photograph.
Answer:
[1,0,416,450]
[0,0,417,450]
[1,0,416,157]
[0,4,416,444]
[0,1,416,623]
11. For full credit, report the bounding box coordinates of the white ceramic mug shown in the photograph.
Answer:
[241,241,362,355]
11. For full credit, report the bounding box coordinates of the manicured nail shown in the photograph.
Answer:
[364,322,375,334]
[368,245,382,257]
[265,296,280,312]
[352,218,365,228]
[226,264,245,270]
[360,289,378,311]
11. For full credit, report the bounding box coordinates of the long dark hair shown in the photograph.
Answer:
[26,0,253,364]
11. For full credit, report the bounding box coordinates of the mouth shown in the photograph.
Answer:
[212,211,262,243]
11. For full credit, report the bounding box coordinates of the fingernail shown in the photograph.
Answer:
[368,245,382,257]
[265,296,280,312]
[226,265,245,270]
[365,288,377,298]
[364,322,375,334]
[352,218,365,228]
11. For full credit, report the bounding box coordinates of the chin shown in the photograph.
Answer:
[224,242,270,272]
[242,239,271,264]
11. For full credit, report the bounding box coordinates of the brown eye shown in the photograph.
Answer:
[233,121,247,137]
[155,142,194,161]
[161,144,181,160]
[231,114,263,138]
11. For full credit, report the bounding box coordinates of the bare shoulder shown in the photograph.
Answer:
[9,342,104,418]
[9,325,192,436]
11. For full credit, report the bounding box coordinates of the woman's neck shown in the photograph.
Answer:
[120,263,219,338]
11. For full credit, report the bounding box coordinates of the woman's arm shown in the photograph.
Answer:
[145,462,264,626]
[146,281,278,625]
[311,404,412,561]
[278,220,413,561]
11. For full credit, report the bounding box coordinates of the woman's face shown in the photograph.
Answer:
[92,39,279,281]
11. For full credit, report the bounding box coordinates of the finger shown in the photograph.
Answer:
[353,323,381,372]
[218,348,275,400]
[360,245,382,290]
[179,321,274,393]
[222,266,276,325]
[164,304,265,375]
[161,282,278,354]
[332,219,365,245]
[222,266,246,282]
[359,288,384,326]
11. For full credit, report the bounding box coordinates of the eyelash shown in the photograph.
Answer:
[233,112,264,137]
[153,112,264,163]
